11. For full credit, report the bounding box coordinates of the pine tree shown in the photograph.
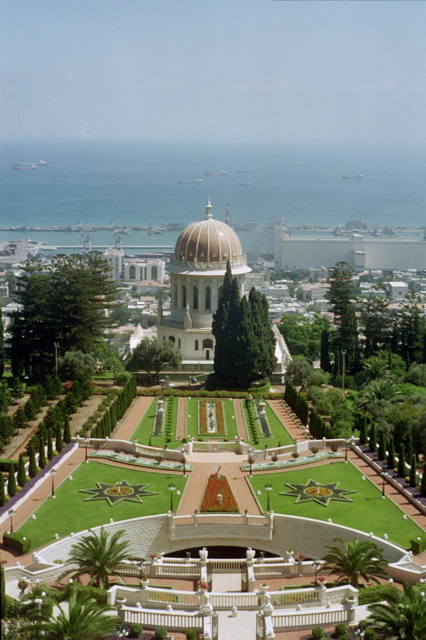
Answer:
[398,443,406,478]
[17,452,27,487]
[409,454,417,487]
[377,430,386,461]
[387,436,396,470]
[7,463,17,497]
[29,442,37,477]
[38,435,47,469]
[47,429,54,460]
[0,472,5,507]
[63,414,72,444]
[56,423,63,453]
[420,463,426,498]
[328,261,361,374]
[369,424,377,453]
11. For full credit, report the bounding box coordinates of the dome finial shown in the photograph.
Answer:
[205,198,213,219]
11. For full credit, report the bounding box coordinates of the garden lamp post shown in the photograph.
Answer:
[8,508,15,533]
[180,449,186,476]
[168,483,176,512]
[54,342,59,376]
[313,560,321,586]
[345,438,349,462]
[160,378,165,395]
[341,350,346,396]
[381,471,387,497]
[85,437,90,462]
[50,468,57,498]
[265,484,272,512]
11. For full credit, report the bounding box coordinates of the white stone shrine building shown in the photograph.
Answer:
[157,200,251,368]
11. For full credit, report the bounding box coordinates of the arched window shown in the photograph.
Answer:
[178,339,181,348]
[203,338,213,349]
[173,284,177,307]
[193,286,198,310]
[182,285,187,308]
[168,335,175,344]
[129,265,136,280]
[195,340,199,351]
[205,286,211,311]
[151,265,158,281]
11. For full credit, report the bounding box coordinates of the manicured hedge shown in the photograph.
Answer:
[3,531,31,554]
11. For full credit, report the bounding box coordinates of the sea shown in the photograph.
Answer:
[1,139,426,257]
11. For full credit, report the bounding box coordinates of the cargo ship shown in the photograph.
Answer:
[12,163,37,171]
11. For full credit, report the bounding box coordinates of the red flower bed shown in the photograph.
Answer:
[199,400,225,435]
[200,474,240,513]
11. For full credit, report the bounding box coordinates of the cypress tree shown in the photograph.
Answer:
[397,443,406,478]
[377,431,386,461]
[212,261,234,382]
[56,423,63,453]
[17,452,27,487]
[47,429,54,460]
[359,415,367,446]
[7,463,17,497]
[38,435,47,469]
[320,329,331,373]
[409,454,417,487]
[368,424,377,453]
[63,414,72,444]
[29,442,37,477]
[0,472,5,507]
[387,436,396,470]
[0,564,6,619]
[420,463,426,498]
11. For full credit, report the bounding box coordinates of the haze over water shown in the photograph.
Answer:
[1,139,426,256]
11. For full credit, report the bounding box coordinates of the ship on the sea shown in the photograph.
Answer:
[205,169,227,175]
[177,178,203,183]
[341,174,363,180]
[38,159,48,165]
[12,163,37,171]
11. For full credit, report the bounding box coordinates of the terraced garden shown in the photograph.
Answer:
[248,461,425,549]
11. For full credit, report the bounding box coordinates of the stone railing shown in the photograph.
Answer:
[121,607,205,633]
[169,512,273,541]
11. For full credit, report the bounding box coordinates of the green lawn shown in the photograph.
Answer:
[185,398,238,440]
[248,462,425,550]
[242,401,294,448]
[18,461,187,551]
[130,398,181,448]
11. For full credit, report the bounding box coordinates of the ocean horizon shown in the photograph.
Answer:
[1,139,426,256]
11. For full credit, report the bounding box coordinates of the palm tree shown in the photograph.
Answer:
[321,536,388,588]
[59,527,133,589]
[356,378,404,418]
[367,582,426,640]
[24,588,118,640]
[361,357,394,385]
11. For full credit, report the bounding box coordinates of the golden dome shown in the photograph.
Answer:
[173,200,244,266]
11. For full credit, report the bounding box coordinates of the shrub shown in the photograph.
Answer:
[311,627,325,639]
[3,531,31,554]
[154,627,168,639]
[357,583,398,605]
[186,629,198,640]
[364,629,376,640]
[127,622,143,638]
[333,623,347,638]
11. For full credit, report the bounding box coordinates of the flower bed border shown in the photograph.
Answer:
[200,474,240,513]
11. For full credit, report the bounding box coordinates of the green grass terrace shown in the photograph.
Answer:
[18,461,187,550]
[247,461,425,550]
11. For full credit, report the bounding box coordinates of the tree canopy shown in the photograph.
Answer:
[278,313,331,362]
[212,262,276,387]
[327,261,360,374]
[126,337,182,382]
[10,253,117,381]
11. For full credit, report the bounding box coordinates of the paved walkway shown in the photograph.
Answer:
[113,396,153,440]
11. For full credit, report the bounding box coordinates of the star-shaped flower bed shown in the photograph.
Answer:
[280,479,356,507]
[80,480,158,506]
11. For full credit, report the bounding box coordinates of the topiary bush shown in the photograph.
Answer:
[3,531,31,554]
[333,623,347,638]
[127,622,143,638]
[363,629,376,640]
[186,629,198,640]
[154,627,168,640]
[311,627,325,639]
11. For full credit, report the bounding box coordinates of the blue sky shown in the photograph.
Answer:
[1,0,425,143]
